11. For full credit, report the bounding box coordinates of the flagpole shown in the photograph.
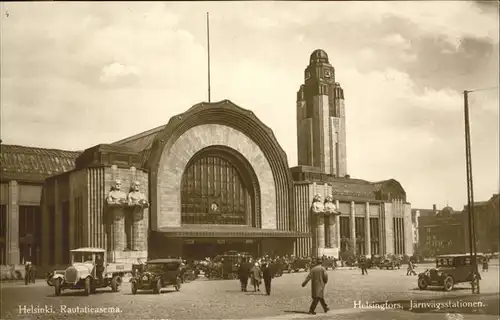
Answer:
[207,12,211,103]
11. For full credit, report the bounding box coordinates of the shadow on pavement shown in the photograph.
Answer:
[284,310,310,314]
[374,293,499,316]
[47,290,113,297]
[410,287,470,291]
[123,289,179,295]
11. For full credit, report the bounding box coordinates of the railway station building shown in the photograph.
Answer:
[0,50,413,270]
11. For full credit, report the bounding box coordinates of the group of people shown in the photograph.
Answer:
[236,257,274,294]
[235,257,330,315]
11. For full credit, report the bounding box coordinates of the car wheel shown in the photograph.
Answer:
[443,276,454,292]
[84,277,91,296]
[111,276,121,292]
[54,278,62,296]
[154,279,161,294]
[418,277,428,290]
[131,281,137,295]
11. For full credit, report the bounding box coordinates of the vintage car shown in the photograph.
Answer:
[285,257,311,273]
[208,253,252,279]
[380,259,400,270]
[131,259,182,294]
[418,254,482,292]
[51,248,128,296]
[321,258,337,270]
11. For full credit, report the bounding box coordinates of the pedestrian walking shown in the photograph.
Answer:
[360,257,368,275]
[482,256,489,272]
[238,258,251,292]
[261,262,273,295]
[301,259,329,315]
[406,260,417,276]
[250,263,262,292]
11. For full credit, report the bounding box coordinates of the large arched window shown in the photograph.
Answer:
[181,152,255,225]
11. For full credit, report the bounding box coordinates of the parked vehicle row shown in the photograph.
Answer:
[47,248,185,296]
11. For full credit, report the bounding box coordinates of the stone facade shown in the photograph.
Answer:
[293,181,413,258]
[154,124,276,230]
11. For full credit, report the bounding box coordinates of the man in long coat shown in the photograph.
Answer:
[302,259,329,314]
[261,262,273,295]
[237,257,251,292]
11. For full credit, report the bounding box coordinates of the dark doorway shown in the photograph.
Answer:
[182,239,259,260]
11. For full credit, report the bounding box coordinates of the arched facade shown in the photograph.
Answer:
[146,100,294,232]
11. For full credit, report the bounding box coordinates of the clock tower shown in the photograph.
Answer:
[296,49,347,177]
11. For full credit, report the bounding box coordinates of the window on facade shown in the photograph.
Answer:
[48,205,55,265]
[370,217,379,255]
[392,217,405,255]
[75,197,83,248]
[339,217,350,252]
[61,202,70,264]
[355,217,365,256]
[0,205,6,265]
[181,155,252,225]
[19,206,41,265]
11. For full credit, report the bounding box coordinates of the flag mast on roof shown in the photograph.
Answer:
[207,12,211,103]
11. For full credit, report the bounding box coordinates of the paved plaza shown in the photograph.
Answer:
[1,265,498,320]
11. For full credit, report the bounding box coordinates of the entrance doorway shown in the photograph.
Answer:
[182,239,260,260]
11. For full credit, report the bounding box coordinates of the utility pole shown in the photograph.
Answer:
[207,12,211,103]
[463,90,479,294]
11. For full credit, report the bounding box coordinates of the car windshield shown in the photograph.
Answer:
[146,262,179,272]
[436,258,454,267]
[72,252,94,263]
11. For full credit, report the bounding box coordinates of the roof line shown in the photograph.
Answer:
[0,144,81,156]
[111,124,166,146]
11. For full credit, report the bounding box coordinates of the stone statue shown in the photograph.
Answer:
[127,181,149,208]
[324,195,340,215]
[106,179,128,207]
[311,193,325,214]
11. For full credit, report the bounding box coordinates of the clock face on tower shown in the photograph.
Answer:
[324,70,331,78]
[305,71,311,80]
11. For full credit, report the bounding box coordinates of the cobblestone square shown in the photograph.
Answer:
[1,265,498,320]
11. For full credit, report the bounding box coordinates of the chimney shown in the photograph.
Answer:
[433,204,437,211]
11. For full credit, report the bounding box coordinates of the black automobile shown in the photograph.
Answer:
[418,254,482,292]
[322,258,337,270]
[131,259,182,294]
[285,257,311,273]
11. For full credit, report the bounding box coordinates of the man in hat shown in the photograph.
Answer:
[237,257,251,292]
[261,261,273,295]
[302,259,329,314]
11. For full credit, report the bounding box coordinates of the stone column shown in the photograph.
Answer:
[350,201,356,254]
[110,207,126,251]
[131,207,146,251]
[328,215,335,249]
[317,214,325,255]
[335,200,340,248]
[7,180,20,265]
[365,202,371,256]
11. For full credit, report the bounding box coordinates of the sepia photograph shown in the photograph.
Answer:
[0,1,499,319]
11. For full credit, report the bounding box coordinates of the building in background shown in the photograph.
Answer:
[416,205,466,257]
[463,194,499,254]
[415,195,499,257]
[0,49,413,271]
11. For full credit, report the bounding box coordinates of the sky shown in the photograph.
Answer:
[1,1,499,210]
